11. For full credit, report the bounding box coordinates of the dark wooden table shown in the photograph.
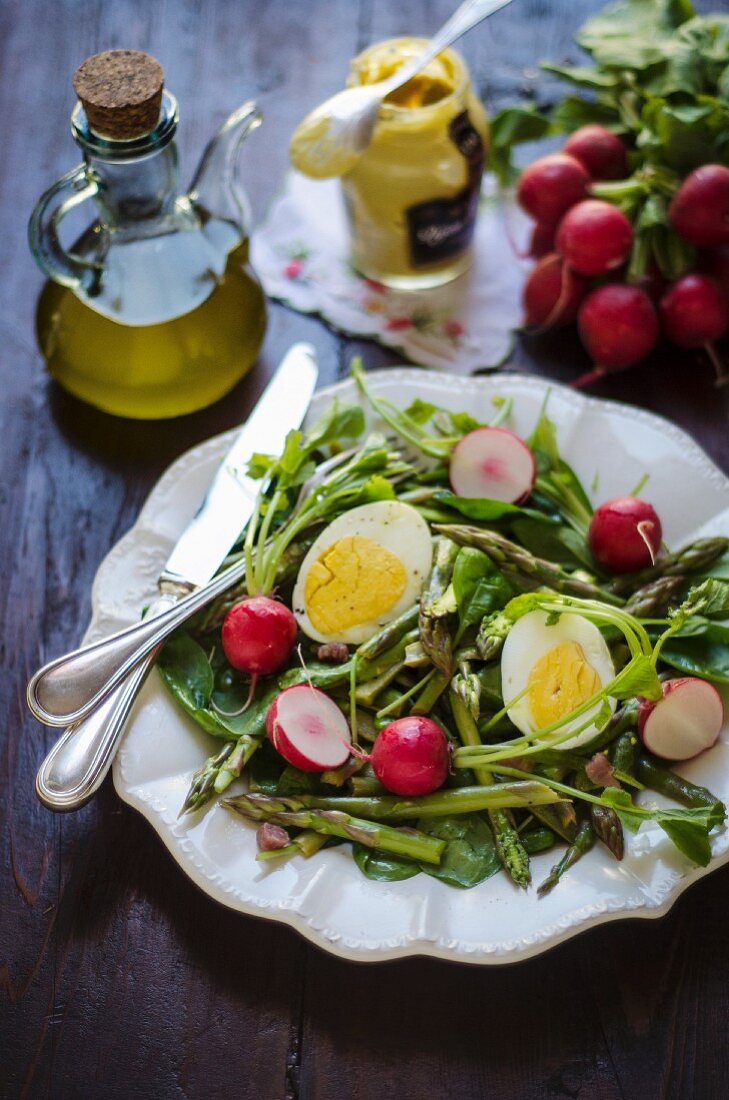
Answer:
[3,1,729,1097]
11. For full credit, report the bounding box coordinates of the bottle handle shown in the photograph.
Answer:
[28,163,105,291]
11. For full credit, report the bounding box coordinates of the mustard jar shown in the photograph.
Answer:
[340,38,488,289]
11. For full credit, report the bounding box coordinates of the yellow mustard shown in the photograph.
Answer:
[342,38,488,289]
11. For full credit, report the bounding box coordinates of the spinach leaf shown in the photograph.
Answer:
[452,548,513,634]
[527,402,593,537]
[577,0,694,70]
[247,741,285,794]
[433,491,552,526]
[488,104,552,184]
[511,517,594,569]
[277,766,323,796]
[307,398,365,450]
[602,787,717,867]
[353,845,421,882]
[416,814,501,888]
[699,550,729,581]
[660,623,729,683]
[157,631,277,737]
[158,632,213,710]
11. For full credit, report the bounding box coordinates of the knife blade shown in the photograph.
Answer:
[162,341,318,590]
[27,342,318,727]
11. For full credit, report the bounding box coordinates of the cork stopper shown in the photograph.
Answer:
[73,50,164,140]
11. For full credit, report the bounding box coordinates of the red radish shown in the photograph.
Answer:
[449,426,535,503]
[222,596,297,676]
[556,199,633,276]
[639,678,724,761]
[563,125,628,181]
[634,266,667,304]
[659,274,729,347]
[522,253,588,329]
[371,716,450,796]
[529,221,557,259]
[588,496,663,573]
[660,274,729,384]
[669,165,729,248]
[517,153,589,224]
[574,284,659,387]
[266,684,351,772]
[699,246,729,298]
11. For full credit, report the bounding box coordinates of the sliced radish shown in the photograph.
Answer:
[266,685,351,772]
[639,678,724,762]
[449,427,536,504]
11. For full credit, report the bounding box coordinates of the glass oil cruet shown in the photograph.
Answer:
[29,50,267,419]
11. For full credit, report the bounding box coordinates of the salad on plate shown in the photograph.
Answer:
[155,363,729,895]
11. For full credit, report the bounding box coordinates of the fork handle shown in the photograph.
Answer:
[35,649,159,811]
[27,555,246,728]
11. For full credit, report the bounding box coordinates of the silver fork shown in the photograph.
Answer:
[32,432,427,809]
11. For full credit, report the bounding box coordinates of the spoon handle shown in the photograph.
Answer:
[387,0,514,90]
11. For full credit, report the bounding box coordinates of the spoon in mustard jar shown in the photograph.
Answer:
[290,0,514,179]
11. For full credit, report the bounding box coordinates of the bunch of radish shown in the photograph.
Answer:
[518,127,729,387]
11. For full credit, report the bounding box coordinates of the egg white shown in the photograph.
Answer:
[501,609,616,750]
[292,500,433,644]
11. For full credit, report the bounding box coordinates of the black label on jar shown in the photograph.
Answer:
[406,111,485,267]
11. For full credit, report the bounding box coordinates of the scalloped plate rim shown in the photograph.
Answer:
[97,368,729,965]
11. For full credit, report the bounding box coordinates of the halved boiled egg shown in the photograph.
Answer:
[293,500,433,645]
[501,610,616,749]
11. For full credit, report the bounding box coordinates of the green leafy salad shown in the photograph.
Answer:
[156,364,729,894]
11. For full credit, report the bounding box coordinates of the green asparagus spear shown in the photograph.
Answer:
[476,612,511,661]
[181,734,261,815]
[292,783,564,819]
[609,537,729,596]
[257,830,328,862]
[537,820,595,896]
[223,794,446,864]
[433,525,623,605]
[635,755,725,825]
[623,575,687,618]
[419,536,459,675]
[528,804,579,844]
[450,690,530,887]
[610,731,639,777]
[452,662,481,721]
[590,804,624,860]
[357,604,420,660]
[521,826,556,854]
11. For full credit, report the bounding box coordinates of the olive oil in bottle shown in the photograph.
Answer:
[29,50,267,419]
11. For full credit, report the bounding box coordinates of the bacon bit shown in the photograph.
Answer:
[384,316,412,331]
[443,319,465,337]
[284,259,303,279]
[585,752,620,789]
[256,823,290,851]
[364,278,387,293]
[316,642,350,663]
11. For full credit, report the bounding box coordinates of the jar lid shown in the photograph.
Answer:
[72,50,164,140]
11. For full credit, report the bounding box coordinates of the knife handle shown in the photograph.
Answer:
[27,557,246,728]
[35,648,159,811]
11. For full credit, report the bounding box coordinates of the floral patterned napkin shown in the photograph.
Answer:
[251,172,530,374]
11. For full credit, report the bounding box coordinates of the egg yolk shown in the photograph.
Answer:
[527,641,601,730]
[304,535,407,635]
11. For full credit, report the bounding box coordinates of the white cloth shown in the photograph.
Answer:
[251,172,530,375]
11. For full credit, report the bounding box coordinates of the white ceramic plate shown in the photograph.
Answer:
[102,370,729,965]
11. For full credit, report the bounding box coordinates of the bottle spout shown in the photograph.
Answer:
[188,101,262,233]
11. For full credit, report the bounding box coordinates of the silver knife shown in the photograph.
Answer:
[31,343,318,810]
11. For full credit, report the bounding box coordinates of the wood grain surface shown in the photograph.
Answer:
[2,1,728,1098]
